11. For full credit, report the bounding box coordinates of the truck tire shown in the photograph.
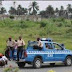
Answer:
[18,62,25,68]
[50,63,55,66]
[33,58,42,68]
[64,56,72,66]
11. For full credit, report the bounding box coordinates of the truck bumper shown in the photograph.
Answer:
[16,59,32,65]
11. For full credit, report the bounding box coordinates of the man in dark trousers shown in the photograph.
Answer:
[6,37,14,60]
[17,36,25,61]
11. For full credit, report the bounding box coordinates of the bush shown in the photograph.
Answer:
[40,21,47,27]
[26,19,29,21]
[60,17,65,22]
[66,28,72,33]
[9,15,14,19]
[56,22,63,27]
[39,31,46,36]
[71,20,72,24]
[51,32,62,35]
[52,19,56,22]
[4,65,19,72]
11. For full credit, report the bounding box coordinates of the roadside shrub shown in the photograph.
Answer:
[17,23,28,28]
[56,22,63,27]
[28,34,33,37]
[52,18,56,22]
[65,24,71,27]
[60,17,65,22]
[39,31,46,36]
[9,15,14,19]
[20,20,23,24]
[66,28,72,33]
[71,20,72,24]
[4,65,19,72]
[51,32,62,35]
[40,21,47,27]
[26,19,29,21]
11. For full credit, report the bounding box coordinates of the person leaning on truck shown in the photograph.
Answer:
[17,36,25,61]
[6,37,15,59]
[37,38,43,50]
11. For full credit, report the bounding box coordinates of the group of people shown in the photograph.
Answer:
[5,36,25,61]
[5,37,43,61]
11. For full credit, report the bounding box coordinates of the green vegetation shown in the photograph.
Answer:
[0,18,72,53]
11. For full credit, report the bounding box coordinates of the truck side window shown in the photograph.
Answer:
[45,43,53,49]
[53,43,62,50]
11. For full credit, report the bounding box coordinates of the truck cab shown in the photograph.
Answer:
[16,38,72,68]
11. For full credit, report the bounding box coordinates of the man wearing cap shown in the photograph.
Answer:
[6,37,14,59]
[17,36,25,61]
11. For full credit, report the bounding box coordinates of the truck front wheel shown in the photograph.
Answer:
[33,58,42,68]
[64,56,72,66]
[17,62,25,68]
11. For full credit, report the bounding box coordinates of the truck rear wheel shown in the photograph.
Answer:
[17,62,25,68]
[33,58,42,68]
[64,56,72,66]
[50,63,55,66]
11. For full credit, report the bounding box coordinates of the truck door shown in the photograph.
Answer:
[53,43,65,61]
[44,43,54,61]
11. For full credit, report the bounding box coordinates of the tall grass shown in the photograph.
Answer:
[0,18,72,53]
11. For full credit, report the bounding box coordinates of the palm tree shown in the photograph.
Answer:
[29,1,39,15]
[0,7,6,14]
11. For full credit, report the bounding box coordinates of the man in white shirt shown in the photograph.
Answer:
[6,37,14,59]
[17,36,25,61]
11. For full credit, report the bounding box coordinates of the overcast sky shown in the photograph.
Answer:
[1,1,72,14]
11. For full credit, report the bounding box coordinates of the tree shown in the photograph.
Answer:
[45,5,54,18]
[55,8,59,13]
[67,4,72,13]
[39,10,46,18]
[59,6,64,17]
[29,1,39,15]
[21,8,28,15]
[17,5,22,15]
[66,4,72,19]
[0,7,6,14]
[9,7,16,15]
[16,5,28,15]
